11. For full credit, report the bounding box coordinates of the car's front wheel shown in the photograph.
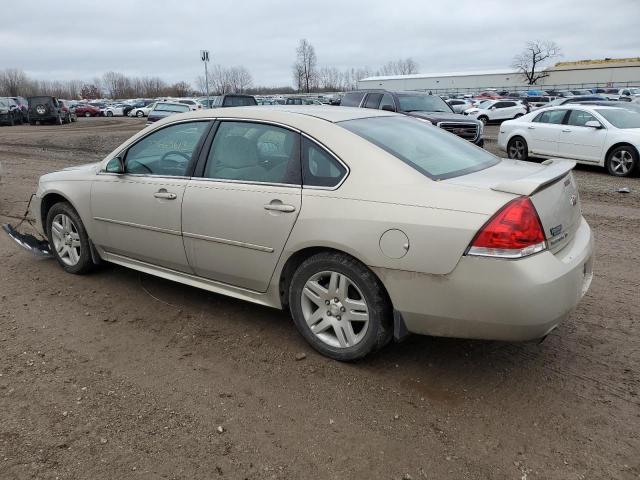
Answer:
[507,136,528,161]
[136,110,144,117]
[84,112,91,117]
[288,252,392,361]
[46,202,94,274]
[606,145,638,177]
[478,115,488,125]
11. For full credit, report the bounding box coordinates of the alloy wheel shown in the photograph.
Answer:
[300,271,369,349]
[509,139,526,160]
[610,150,634,175]
[50,213,82,266]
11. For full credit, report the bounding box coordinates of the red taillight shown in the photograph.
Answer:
[467,197,546,259]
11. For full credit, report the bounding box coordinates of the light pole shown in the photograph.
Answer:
[200,50,210,107]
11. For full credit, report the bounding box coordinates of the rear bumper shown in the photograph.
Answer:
[374,217,594,341]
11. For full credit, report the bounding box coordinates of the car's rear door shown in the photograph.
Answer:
[91,120,211,272]
[181,120,302,292]
[557,109,608,162]
[527,109,568,156]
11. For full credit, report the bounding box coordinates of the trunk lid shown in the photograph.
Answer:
[447,158,582,253]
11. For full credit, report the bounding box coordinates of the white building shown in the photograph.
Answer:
[358,58,640,93]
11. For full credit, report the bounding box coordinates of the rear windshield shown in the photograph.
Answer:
[29,96,52,104]
[222,96,257,107]
[155,103,190,112]
[596,108,640,129]
[339,116,498,180]
[397,94,452,113]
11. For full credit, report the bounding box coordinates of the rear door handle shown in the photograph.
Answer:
[154,189,177,200]
[264,204,296,213]
[562,129,572,133]
[528,126,535,129]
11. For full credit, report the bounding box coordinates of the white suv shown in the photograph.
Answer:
[464,100,527,124]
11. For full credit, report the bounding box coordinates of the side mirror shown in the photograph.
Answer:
[381,104,396,112]
[584,120,603,129]
[105,156,124,173]
[490,107,496,110]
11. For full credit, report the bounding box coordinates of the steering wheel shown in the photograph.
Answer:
[160,151,191,162]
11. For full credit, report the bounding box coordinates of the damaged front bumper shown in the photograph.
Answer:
[2,223,52,258]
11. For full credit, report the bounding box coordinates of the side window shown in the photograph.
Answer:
[340,92,366,107]
[379,93,395,111]
[534,110,567,124]
[125,121,209,176]
[567,110,597,127]
[492,102,506,109]
[364,93,383,109]
[302,138,347,188]
[204,122,300,184]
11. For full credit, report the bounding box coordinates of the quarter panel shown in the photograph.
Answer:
[286,193,489,275]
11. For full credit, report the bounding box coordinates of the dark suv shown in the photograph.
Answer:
[341,90,484,146]
[27,96,65,125]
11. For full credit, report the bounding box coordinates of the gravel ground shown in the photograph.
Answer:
[0,117,638,480]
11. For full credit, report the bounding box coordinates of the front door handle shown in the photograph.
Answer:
[264,203,296,213]
[154,189,177,200]
[528,126,535,129]
[562,129,572,133]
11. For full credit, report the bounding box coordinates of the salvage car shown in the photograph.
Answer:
[74,104,101,117]
[6,106,594,361]
[499,105,640,176]
[0,98,18,126]
[342,90,484,146]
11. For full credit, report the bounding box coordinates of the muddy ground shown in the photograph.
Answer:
[0,117,638,480]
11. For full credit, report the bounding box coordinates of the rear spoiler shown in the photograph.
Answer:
[491,159,576,196]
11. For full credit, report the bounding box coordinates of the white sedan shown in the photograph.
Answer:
[129,103,156,117]
[101,105,126,117]
[498,105,640,176]
[464,100,527,124]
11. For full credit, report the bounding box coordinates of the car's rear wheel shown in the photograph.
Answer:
[106,111,113,117]
[288,252,392,361]
[46,202,94,274]
[478,115,488,125]
[507,136,528,161]
[606,145,638,177]
[84,112,91,117]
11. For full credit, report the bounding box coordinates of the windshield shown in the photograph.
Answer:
[397,94,452,113]
[339,116,499,180]
[155,103,189,113]
[596,108,640,129]
[477,100,493,109]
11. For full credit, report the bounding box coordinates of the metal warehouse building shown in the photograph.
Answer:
[358,58,640,93]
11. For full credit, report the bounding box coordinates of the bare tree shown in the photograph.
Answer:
[512,40,562,85]
[80,83,101,99]
[377,58,419,76]
[293,39,317,93]
[0,68,30,96]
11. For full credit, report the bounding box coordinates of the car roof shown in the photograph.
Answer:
[170,105,396,123]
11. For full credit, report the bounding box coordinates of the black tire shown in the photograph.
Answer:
[56,115,63,126]
[8,114,15,126]
[507,136,529,161]
[84,112,91,117]
[46,202,94,274]
[106,111,113,117]
[288,252,392,361]
[514,113,524,119]
[606,145,638,177]
[136,110,144,117]
[478,115,488,125]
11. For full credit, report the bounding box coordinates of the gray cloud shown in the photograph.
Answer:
[2,0,638,86]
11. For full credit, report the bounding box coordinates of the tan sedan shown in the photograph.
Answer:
[28,106,593,360]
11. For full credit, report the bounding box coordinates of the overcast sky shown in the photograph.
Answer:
[2,0,638,87]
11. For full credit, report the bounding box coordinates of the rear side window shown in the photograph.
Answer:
[340,92,365,107]
[302,138,346,188]
[204,121,300,184]
[364,93,383,109]
[534,110,567,124]
[567,110,597,127]
[339,116,498,180]
[379,93,395,111]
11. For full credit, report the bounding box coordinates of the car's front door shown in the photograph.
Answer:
[557,109,608,162]
[527,109,568,156]
[182,120,302,292]
[91,120,211,272]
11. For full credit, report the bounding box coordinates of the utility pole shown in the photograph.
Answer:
[200,50,210,107]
